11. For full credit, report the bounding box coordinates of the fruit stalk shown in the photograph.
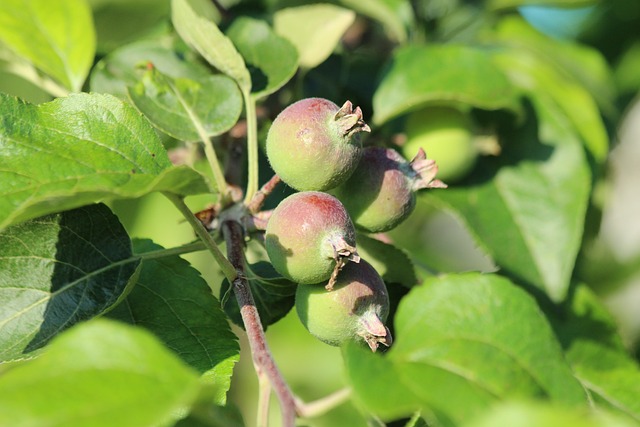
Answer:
[247,174,282,213]
[222,219,297,427]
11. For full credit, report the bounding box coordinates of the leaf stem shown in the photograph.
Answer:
[295,388,352,418]
[166,78,231,204]
[222,220,297,427]
[256,367,272,427]
[135,239,208,260]
[243,91,259,205]
[164,193,237,282]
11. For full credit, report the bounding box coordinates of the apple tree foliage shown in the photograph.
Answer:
[0,0,639,426]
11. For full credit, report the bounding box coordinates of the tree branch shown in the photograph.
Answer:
[222,220,297,427]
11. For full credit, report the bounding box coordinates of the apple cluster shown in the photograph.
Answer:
[264,98,446,352]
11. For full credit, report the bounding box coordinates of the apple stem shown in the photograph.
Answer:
[247,174,282,213]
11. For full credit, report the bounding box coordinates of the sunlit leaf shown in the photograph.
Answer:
[346,273,587,424]
[171,0,250,91]
[553,285,640,422]
[373,44,520,125]
[339,0,409,43]
[0,319,201,427]
[0,92,210,230]
[492,16,610,162]
[430,99,591,302]
[0,0,95,91]
[226,17,298,100]
[274,4,355,69]
[90,38,211,98]
[128,66,243,141]
[463,401,636,427]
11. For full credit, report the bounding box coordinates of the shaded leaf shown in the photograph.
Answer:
[356,233,418,287]
[128,67,243,141]
[0,319,201,427]
[0,204,139,362]
[373,44,520,125]
[90,38,211,98]
[171,0,251,91]
[220,262,297,330]
[89,0,171,53]
[345,273,587,425]
[226,17,298,100]
[108,239,239,404]
[0,0,95,91]
[274,4,355,69]
[0,42,53,103]
[0,92,210,230]
[175,402,245,427]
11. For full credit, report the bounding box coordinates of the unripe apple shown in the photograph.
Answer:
[265,191,359,285]
[295,259,392,352]
[403,107,478,183]
[266,98,370,191]
[331,146,446,233]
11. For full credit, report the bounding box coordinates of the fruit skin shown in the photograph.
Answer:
[266,97,370,191]
[403,107,478,183]
[295,259,392,352]
[331,146,446,233]
[265,191,358,285]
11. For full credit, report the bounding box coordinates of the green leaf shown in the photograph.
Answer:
[226,17,298,100]
[356,233,419,287]
[128,67,243,141]
[0,319,201,427]
[0,204,139,362]
[0,92,210,230]
[429,101,591,302]
[345,273,587,424]
[372,44,521,125]
[89,0,171,53]
[491,16,610,162]
[108,239,239,404]
[171,0,251,91]
[0,0,95,92]
[553,286,640,423]
[220,262,297,330]
[274,4,355,69]
[90,38,211,98]
[339,0,409,43]
[462,401,636,427]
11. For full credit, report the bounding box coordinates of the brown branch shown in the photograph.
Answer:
[222,219,297,427]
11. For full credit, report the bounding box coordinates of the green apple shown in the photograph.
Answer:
[403,107,478,183]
